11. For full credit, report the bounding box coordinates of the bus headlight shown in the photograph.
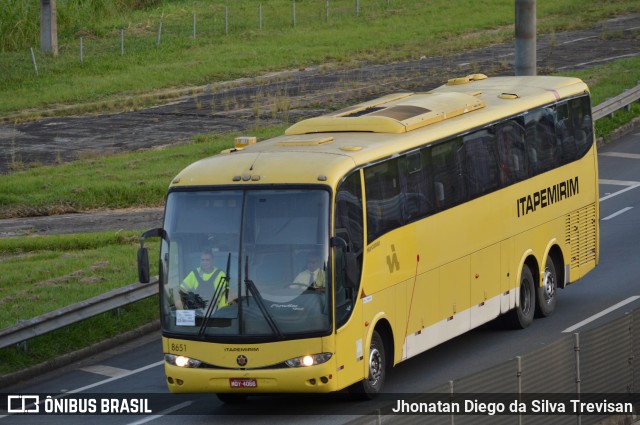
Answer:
[284,353,332,368]
[165,353,202,368]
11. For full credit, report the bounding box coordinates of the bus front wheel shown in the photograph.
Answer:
[503,264,535,329]
[535,256,557,317]
[349,330,386,399]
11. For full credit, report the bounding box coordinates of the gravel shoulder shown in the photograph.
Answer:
[0,207,163,237]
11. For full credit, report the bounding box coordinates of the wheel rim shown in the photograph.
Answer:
[542,267,556,304]
[368,347,383,386]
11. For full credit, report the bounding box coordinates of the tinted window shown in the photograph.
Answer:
[525,106,559,174]
[569,95,594,159]
[335,172,364,254]
[365,159,403,241]
[399,150,435,221]
[431,139,466,209]
[461,129,500,197]
[495,118,527,185]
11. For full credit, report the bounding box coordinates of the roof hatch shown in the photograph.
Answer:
[286,91,485,135]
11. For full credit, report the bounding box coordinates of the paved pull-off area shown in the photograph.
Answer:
[0,14,638,236]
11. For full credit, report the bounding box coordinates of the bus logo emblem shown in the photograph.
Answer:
[237,355,248,367]
[387,245,400,272]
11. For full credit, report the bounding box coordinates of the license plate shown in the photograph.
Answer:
[229,378,257,388]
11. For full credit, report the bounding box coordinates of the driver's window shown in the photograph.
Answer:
[334,171,364,328]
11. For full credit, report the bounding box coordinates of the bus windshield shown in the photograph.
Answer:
[159,188,332,340]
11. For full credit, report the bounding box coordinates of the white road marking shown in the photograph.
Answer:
[127,401,194,425]
[79,365,131,378]
[563,296,640,333]
[599,179,640,186]
[599,184,640,202]
[64,360,164,394]
[599,152,640,160]
[601,207,633,221]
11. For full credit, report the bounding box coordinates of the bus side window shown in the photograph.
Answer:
[525,107,559,175]
[496,118,527,185]
[399,150,435,221]
[555,95,594,165]
[431,139,466,209]
[556,101,577,165]
[571,95,594,158]
[461,129,500,197]
[365,159,403,241]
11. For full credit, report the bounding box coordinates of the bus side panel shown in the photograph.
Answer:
[501,238,515,313]
[404,268,439,359]
[440,257,471,337]
[470,243,502,328]
[335,294,365,390]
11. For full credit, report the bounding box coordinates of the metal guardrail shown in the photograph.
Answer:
[592,82,640,120]
[0,278,158,350]
[0,83,639,352]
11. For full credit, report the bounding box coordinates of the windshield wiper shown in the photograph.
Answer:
[243,256,284,339]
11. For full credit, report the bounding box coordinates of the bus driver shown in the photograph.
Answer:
[177,250,229,309]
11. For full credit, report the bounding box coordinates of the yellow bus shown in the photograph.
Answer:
[138,74,599,401]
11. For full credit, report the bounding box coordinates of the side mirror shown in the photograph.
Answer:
[137,247,150,283]
[137,228,165,284]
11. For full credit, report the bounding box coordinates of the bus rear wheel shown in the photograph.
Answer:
[535,256,557,318]
[503,264,535,329]
[349,330,386,399]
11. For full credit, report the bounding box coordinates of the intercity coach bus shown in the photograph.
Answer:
[138,74,599,401]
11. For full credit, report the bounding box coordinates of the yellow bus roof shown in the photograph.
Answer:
[170,75,589,189]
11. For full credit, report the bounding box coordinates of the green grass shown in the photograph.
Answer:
[1,0,638,117]
[0,231,159,375]
[0,298,159,375]
[0,231,158,328]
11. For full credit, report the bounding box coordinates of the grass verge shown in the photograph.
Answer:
[0,231,159,375]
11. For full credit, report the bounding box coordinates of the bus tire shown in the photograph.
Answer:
[216,393,247,404]
[535,256,557,318]
[503,264,535,329]
[349,330,386,399]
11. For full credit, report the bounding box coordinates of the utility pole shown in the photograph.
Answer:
[40,0,59,56]
[515,0,535,76]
